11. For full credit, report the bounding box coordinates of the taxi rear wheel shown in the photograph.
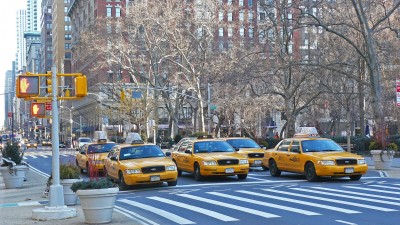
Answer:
[269,159,281,177]
[194,163,203,181]
[167,180,177,186]
[119,171,128,190]
[76,160,84,173]
[349,175,362,181]
[305,162,319,182]
[173,160,182,176]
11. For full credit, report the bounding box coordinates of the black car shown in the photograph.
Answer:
[59,142,66,148]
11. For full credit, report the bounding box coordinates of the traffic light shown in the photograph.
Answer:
[46,78,52,94]
[16,75,40,98]
[31,103,46,117]
[75,76,87,97]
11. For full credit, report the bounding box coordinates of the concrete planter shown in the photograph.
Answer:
[60,179,82,206]
[370,150,395,170]
[0,165,29,188]
[76,187,119,224]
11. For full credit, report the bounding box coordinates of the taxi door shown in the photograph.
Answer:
[77,145,88,169]
[285,140,303,172]
[177,142,194,172]
[272,140,291,170]
[105,147,118,179]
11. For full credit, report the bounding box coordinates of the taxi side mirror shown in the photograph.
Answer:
[80,151,85,154]
[165,152,171,157]
[234,147,240,151]
[110,156,117,161]
[184,149,192,154]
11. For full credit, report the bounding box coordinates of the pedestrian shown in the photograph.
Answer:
[274,132,279,139]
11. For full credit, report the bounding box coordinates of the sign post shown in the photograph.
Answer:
[397,80,400,107]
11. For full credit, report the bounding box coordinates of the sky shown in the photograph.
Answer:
[0,1,26,129]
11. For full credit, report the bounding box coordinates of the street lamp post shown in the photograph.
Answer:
[60,106,73,148]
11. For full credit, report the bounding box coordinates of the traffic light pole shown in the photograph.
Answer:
[32,65,76,220]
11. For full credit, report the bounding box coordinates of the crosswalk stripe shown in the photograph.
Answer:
[310,187,400,201]
[246,176,265,181]
[290,188,398,210]
[30,155,37,159]
[148,196,238,222]
[40,155,48,158]
[263,188,394,211]
[118,199,195,225]
[238,190,360,214]
[343,186,400,195]
[23,157,27,159]
[114,205,158,225]
[207,192,320,216]
[178,193,280,219]
[368,185,400,191]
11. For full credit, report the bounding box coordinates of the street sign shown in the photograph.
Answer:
[45,102,52,110]
[397,80,400,107]
[7,112,12,117]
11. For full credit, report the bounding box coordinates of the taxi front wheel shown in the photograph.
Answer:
[349,175,362,181]
[168,180,177,186]
[305,162,319,182]
[119,171,129,190]
[237,174,247,180]
[194,163,203,181]
[269,159,281,177]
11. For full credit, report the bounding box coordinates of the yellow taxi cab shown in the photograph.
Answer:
[171,136,249,180]
[222,137,266,169]
[75,139,117,175]
[104,140,178,189]
[262,133,368,181]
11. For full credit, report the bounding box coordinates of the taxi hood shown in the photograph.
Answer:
[305,151,363,159]
[198,152,246,161]
[121,157,172,167]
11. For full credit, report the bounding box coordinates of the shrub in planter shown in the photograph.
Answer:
[1,142,24,165]
[0,142,28,188]
[70,178,116,192]
[60,164,81,179]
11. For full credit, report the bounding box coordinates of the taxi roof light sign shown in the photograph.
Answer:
[294,127,320,138]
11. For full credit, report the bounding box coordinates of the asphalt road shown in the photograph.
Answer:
[23,146,400,225]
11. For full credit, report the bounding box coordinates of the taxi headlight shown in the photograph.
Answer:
[357,159,366,165]
[203,161,217,166]
[239,159,249,164]
[126,169,141,174]
[317,160,335,166]
[166,165,176,171]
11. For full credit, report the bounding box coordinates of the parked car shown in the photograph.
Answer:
[59,142,66,148]
[77,137,92,149]
[41,139,52,146]
[104,140,177,189]
[171,136,249,180]
[262,133,368,181]
[26,139,38,149]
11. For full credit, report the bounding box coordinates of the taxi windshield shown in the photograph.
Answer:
[119,145,164,160]
[301,140,343,152]
[226,139,260,148]
[194,141,234,153]
[87,143,117,154]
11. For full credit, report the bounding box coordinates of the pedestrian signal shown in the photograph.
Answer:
[31,103,46,117]
[16,75,40,98]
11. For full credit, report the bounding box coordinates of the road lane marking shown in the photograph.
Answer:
[246,176,265,181]
[335,220,357,225]
[115,205,158,225]
[343,186,400,195]
[378,171,388,177]
[291,188,398,211]
[238,190,360,214]
[368,184,400,190]
[148,196,238,222]
[310,187,400,201]
[118,199,195,225]
[30,155,37,159]
[207,192,320,216]
[178,193,280,219]
[40,155,48,158]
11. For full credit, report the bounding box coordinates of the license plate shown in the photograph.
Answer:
[150,175,160,182]
[345,167,354,174]
[254,160,262,165]
[225,168,234,174]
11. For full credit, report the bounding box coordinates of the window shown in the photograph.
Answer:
[219,28,224,37]
[65,52,72,59]
[64,6,68,13]
[248,11,254,21]
[248,0,253,7]
[239,11,244,21]
[64,16,70,22]
[260,12,266,21]
[288,13,292,20]
[65,25,71,31]
[239,27,244,37]
[227,12,233,21]
[116,7,121,17]
[239,0,244,6]
[228,27,233,37]
[64,34,71,40]
[227,0,233,5]
[106,7,112,17]
[219,11,223,21]
[277,141,291,152]
[248,28,254,37]
[65,43,71,50]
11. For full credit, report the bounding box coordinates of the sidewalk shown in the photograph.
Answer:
[365,156,400,178]
[0,167,135,225]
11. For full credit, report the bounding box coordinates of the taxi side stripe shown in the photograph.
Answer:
[178,193,280,218]
[118,199,195,225]
[290,188,398,210]
[238,190,360,214]
[207,192,320,216]
[310,187,400,201]
[148,196,238,222]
